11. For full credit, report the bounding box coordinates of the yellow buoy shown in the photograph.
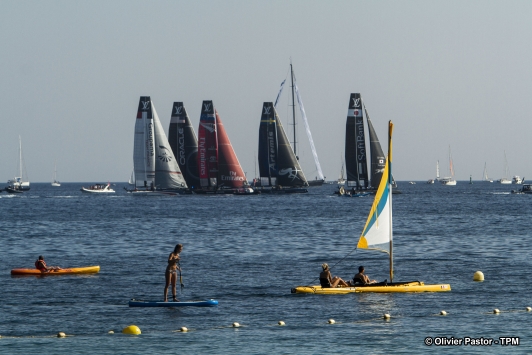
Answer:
[57,332,66,338]
[328,319,335,324]
[122,325,141,335]
[278,321,285,326]
[180,327,188,332]
[526,307,532,312]
[383,314,391,320]
[473,271,484,282]
[440,311,447,316]
[493,309,500,314]
[232,322,240,328]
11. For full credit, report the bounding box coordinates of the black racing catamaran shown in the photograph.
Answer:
[257,102,308,193]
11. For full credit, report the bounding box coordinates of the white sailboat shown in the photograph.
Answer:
[337,160,346,185]
[483,162,493,183]
[441,146,456,186]
[129,96,187,195]
[292,121,451,294]
[274,61,324,186]
[7,136,30,191]
[499,151,512,184]
[51,161,60,186]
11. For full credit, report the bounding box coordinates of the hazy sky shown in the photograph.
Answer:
[1,0,531,183]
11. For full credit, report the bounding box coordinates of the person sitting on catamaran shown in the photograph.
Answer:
[35,256,61,272]
[319,263,348,288]
[351,266,377,285]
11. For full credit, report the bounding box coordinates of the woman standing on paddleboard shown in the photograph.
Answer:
[164,244,182,302]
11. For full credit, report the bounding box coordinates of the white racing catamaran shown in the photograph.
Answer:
[292,120,451,294]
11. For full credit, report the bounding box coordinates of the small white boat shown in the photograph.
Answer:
[427,179,434,184]
[483,162,493,183]
[80,183,115,193]
[441,146,456,186]
[8,136,30,191]
[499,151,512,184]
[512,176,524,184]
[409,181,416,185]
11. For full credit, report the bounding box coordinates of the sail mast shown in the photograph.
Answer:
[388,121,394,282]
[290,61,297,158]
[19,136,22,179]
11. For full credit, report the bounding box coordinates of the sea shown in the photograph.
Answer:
[0,181,530,354]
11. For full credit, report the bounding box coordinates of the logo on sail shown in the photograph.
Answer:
[141,101,150,110]
[203,103,212,111]
[174,105,183,115]
[352,97,361,108]
[263,106,272,115]
[200,123,215,133]
[279,167,302,181]
[157,146,173,163]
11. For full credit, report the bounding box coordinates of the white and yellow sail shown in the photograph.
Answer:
[358,121,393,254]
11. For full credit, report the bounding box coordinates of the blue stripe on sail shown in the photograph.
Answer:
[361,182,389,237]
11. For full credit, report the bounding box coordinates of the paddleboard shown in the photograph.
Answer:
[129,299,218,307]
[11,265,100,276]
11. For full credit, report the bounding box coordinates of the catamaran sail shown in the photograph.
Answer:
[258,102,308,188]
[216,110,248,189]
[133,96,187,191]
[274,62,324,186]
[365,103,386,190]
[345,94,369,189]
[168,102,200,189]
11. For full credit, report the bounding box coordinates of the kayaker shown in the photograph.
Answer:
[35,256,61,272]
[352,266,377,285]
[319,263,348,288]
[164,244,182,302]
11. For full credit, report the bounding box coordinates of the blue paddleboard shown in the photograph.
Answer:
[129,299,218,307]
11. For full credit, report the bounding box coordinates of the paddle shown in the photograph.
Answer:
[178,261,184,293]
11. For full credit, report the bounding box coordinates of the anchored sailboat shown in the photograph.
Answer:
[7,136,30,191]
[258,102,308,193]
[51,161,60,187]
[499,151,512,184]
[337,159,346,185]
[129,96,187,195]
[292,121,451,294]
[483,163,493,183]
[441,146,456,185]
[274,62,324,186]
[196,101,252,194]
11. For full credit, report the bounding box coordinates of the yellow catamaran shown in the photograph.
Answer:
[292,121,451,294]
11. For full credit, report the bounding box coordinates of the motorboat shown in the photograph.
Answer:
[80,183,115,193]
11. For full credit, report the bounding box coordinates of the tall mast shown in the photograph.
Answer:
[388,121,394,282]
[19,135,22,178]
[290,61,297,158]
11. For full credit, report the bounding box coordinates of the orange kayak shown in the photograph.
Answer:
[11,265,100,276]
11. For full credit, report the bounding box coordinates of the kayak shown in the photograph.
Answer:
[129,299,218,307]
[11,265,100,276]
[291,281,451,294]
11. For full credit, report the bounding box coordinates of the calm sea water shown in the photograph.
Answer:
[1,182,530,354]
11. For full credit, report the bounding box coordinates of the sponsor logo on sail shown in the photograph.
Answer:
[199,137,206,176]
[145,123,154,168]
[268,131,276,169]
[263,106,272,115]
[279,167,302,181]
[178,128,186,165]
[222,170,245,181]
[174,105,183,115]
[141,100,150,110]
[200,123,215,133]
[158,146,173,163]
[352,97,361,108]
[203,103,212,111]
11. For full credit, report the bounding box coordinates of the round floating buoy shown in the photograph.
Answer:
[328,319,335,324]
[122,325,141,335]
[526,307,532,312]
[278,321,285,326]
[232,322,240,328]
[180,327,188,332]
[57,332,66,338]
[440,311,447,316]
[383,314,391,320]
[473,271,484,282]
[108,330,114,334]
[493,309,500,314]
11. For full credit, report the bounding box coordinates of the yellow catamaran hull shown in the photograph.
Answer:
[292,282,451,294]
